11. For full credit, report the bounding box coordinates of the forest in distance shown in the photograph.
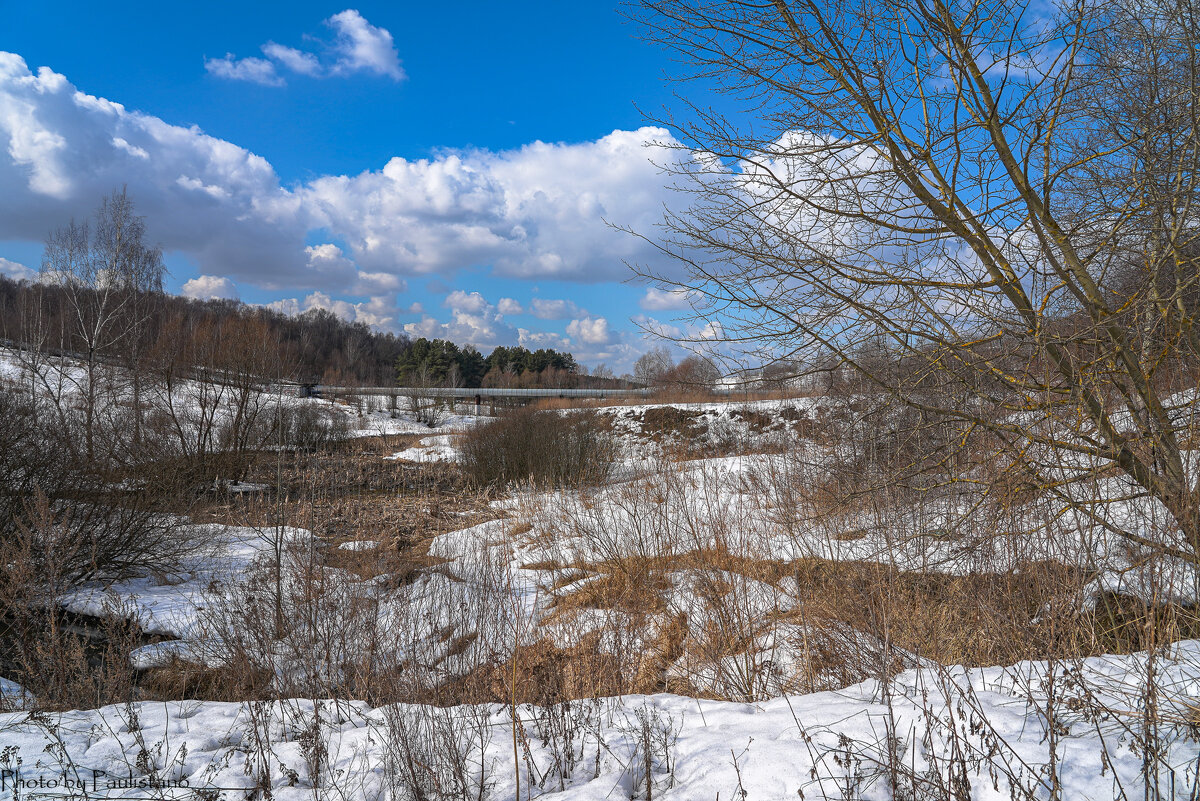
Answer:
[0,271,629,391]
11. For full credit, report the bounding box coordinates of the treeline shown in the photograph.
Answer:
[394,338,627,389]
[0,274,628,389]
[0,272,628,390]
[0,274,410,386]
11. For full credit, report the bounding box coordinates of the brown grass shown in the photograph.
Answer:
[140,658,275,702]
[530,549,1149,684]
[29,398,1199,712]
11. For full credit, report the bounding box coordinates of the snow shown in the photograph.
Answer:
[1,644,1198,799]
[0,677,32,712]
[7,348,1200,798]
[386,433,463,463]
[0,346,484,458]
[58,524,313,639]
[345,408,482,439]
[336,540,379,552]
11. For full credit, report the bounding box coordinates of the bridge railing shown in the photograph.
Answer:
[315,386,654,399]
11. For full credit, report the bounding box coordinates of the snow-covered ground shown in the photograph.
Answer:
[386,433,463,462]
[37,393,1200,694]
[7,353,1200,799]
[0,345,484,451]
[2,644,1198,799]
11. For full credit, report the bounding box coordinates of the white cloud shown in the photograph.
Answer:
[497,297,523,315]
[326,10,404,80]
[204,54,284,86]
[0,53,306,283]
[640,287,696,311]
[518,328,572,351]
[634,314,684,340]
[353,295,401,328]
[112,137,148,159]
[445,289,489,314]
[305,243,406,293]
[210,11,402,87]
[265,291,400,329]
[301,128,686,282]
[566,316,611,345]
[404,313,515,349]
[0,256,35,281]
[181,274,238,300]
[530,298,583,319]
[261,42,321,76]
[0,52,689,306]
[401,290,522,348]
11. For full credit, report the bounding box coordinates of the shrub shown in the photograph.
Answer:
[263,403,350,451]
[460,407,616,488]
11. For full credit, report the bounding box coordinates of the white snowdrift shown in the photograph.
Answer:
[1,643,1198,800]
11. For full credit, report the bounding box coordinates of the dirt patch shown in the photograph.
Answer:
[731,407,773,433]
[635,406,707,441]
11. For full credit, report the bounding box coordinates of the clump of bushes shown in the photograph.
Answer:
[274,403,351,451]
[460,407,616,488]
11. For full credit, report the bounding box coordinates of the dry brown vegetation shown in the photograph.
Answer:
[5,388,1197,725]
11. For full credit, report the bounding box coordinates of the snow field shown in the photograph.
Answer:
[2,644,1198,799]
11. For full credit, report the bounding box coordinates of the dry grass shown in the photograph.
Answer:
[16,388,1197,714]
[526,547,1168,696]
[140,658,274,702]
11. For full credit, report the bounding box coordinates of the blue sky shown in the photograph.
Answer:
[0,1,708,371]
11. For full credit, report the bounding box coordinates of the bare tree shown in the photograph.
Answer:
[631,0,1200,560]
[662,354,721,391]
[634,345,675,387]
[41,188,164,461]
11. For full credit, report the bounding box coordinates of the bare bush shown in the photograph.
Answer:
[0,382,202,585]
[269,402,351,452]
[381,703,494,801]
[460,407,617,489]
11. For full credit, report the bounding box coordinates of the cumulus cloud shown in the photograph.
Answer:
[266,291,401,329]
[326,10,404,80]
[497,297,523,315]
[518,329,572,351]
[640,287,697,311]
[0,52,308,283]
[300,128,687,282]
[566,316,611,345]
[395,290,519,348]
[304,243,408,294]
[206,10,402,86]
[634,314,684,340]
[0,53,686,293]
[444,289,489,314]
[204,54,284,87]
[261,42,321,76]
[0,256,35,281]
[181,274,238,300]
[530,298,584,320]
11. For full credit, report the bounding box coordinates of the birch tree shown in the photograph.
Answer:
[41,188,164,461]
